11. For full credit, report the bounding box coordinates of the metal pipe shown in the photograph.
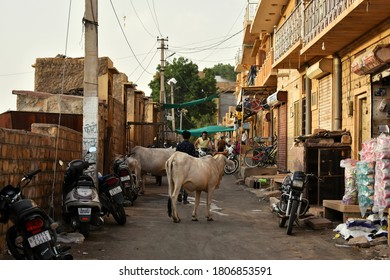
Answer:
[305,65,312,135]
[333,55,342,130]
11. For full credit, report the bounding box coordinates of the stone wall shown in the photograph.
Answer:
[0,125,82,251]
[33,57,110,95]
[15,90,83,114]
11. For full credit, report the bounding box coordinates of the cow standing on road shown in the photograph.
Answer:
[166,152,234,223]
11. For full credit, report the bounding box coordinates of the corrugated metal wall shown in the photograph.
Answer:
[278,103,288,171]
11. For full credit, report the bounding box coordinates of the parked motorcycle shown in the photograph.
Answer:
[0,169,73,260]
[272,171,314,235]
[197,148,213,158]
[61,147,102,238]
[224,142,240,175]
[112,157,139,206]
[97,173,127,225]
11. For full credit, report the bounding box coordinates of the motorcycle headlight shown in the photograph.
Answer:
[292,180,304,189]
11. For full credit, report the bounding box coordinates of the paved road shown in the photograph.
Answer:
[61,174,371,260]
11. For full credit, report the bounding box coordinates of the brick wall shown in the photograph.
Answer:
[0,125,82,251]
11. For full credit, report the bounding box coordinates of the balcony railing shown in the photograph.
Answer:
[274,2,303,62]
[303,0,358,45]
[245,2,258,26]
[235,48,243,66]
[256,50,276,86]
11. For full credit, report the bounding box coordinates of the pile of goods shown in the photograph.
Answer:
[341,133,390,217]
[334,214,387,241]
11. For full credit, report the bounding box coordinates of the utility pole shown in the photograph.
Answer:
[170,82,175,137]
[168,77,177,143]
[83,0,99,183]
[157,37,168,146]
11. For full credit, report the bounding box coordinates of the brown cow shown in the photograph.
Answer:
[166,152,234,223]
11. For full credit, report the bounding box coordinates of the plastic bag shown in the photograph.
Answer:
[356,161,375,216]
[340,159,358,205]
[375,133,390,159]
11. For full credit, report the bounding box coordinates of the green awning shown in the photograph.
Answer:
[162,93,218,109]
[176,125,234,137]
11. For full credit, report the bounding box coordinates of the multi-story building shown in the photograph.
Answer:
[235,0,390,204]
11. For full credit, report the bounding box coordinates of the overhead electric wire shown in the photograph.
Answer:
[128,41,158,77]
[169,27,245,55]
[201,2,245,61]
[0,71,33,77]
[50,0,73,219]
[146,0,163,37]
[128,0,156,38]
[110,0,153,75]
[135,48,158,83]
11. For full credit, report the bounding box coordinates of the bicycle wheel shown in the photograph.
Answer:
[244,148,263,167]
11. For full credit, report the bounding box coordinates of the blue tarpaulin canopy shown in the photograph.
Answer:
[176,125,234,137]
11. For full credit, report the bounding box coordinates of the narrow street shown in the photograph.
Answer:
[56,174,379,260]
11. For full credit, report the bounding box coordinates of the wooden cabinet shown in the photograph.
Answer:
[305,146,351,205]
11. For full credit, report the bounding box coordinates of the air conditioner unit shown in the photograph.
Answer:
[306,59,333,79]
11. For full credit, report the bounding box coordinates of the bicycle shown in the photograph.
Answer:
[246,136,268,148]
[244,139,277,168]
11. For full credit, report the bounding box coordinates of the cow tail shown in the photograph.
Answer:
[167,197,172,217]
[166,158,173,217]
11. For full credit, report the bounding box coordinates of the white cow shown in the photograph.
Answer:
[129,146,176,194]
[166,152,234,223]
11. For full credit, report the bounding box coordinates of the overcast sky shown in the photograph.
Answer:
[0,0,245,113]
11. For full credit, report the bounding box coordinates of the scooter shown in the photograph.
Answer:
[0,169,73,260]
[272,171,314,235]
[98,173,127,225]
[112,157,139,206]
[61,147,102,238]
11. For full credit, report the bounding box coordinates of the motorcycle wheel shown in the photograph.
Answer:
[79,223,90,238]
[279,217,287,228]
[112,204,127,225]
[224,158,239,175]
[6,226,26,260]
[287,200,299,235]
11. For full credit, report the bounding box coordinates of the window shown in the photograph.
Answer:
[293,98,306,136]
[293,100,302,137]
[311,91,317,110]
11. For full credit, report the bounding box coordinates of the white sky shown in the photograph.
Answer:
[0,0,246,114]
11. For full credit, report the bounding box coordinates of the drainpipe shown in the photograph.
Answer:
[333,55,342,130]
[305,65,312,135]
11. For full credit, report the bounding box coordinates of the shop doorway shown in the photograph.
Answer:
[355,93,370,159]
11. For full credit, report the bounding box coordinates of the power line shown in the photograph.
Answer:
[201,1,246,61]
[109,0,153,75]
[128,0,156,38]
[135,49,158,84]
[0,71,33,77]
[169,28,244,54]
[128,41,158,77]
[146,0,162,37]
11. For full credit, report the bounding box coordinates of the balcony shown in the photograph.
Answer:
[272,0,390,69]
[243,2,259,45]
[273,2,305,69]
[255,50,277,86]
[301,0,390,57]
[235,44,257,72]
[251,0,288,34]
